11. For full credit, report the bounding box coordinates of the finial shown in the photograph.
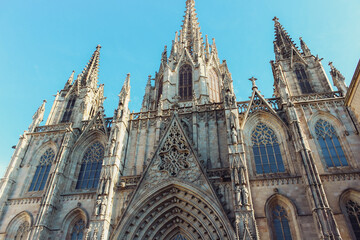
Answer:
[96,44,101,50]
[43,100,47,103]
[249,77,258,89]
[328,62,334,69]
[272,16,279,22]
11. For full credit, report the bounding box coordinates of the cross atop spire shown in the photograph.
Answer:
[249,77,258,89]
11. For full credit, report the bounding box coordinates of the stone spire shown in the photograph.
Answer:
[64,70,75,90]
[80,45,101,89]
[116,73,131,119]
[299,37,311,56]
[28,100,46,132]
[180,0,202,56]
[329,62,347,95]
[273,17,297,59]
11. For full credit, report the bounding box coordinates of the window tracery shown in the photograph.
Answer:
[294,64,313,94]
[14,222,30,240]
[251,122,285,174]
[61,96,76,123]
[29,148,55,191]
[346,200,360,238]
[179,65,192,101]
[272,205,293,240]
[314,119,347,167]
[76,141,104,189]
[70,219,85,240]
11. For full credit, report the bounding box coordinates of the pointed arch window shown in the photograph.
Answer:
[14,222,30,240]
[179,64,192,101]
[294,64,313,94]
[173,234,187,240]
[252,123,285,174]
[157,76,163,106]
[61,96,76,122]
[29,148,55,191]
[272,205,293,240]
[70,219,85,240]
[209,69,220,102]
[76,141,104,190]
[315,119,347,167]
[346,200,360,238]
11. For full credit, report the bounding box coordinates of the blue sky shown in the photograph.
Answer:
[0,0,359,176]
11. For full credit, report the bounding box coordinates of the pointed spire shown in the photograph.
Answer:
[205,34,210,58]
[64,70,75,89]
[80,45,101,88]
[329,62,347,95]
[180,0,202,56]
[118,73,131,109]
[299,37,311,56]
[273,17,296,59]
[161,45,167,63]
[28,100,46,132]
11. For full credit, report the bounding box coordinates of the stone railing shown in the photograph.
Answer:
[290,91,343,103]
[130,102,224,120]
[7,197,42,205]
[60,192,96,202]
[34,123,72,133]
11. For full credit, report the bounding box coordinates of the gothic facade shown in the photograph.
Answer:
[1,1,360,239]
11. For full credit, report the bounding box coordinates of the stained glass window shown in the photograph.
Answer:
[179,65,192,101]
[70,219,85,240]
[315,119,347,167]
[29,148,55,191]
[294,64,313,94]
[14,222,30,240]
[173,234,187,240]
[208,69,220,102]
[346,200,360,238]
[252,123,285,174]
[76,141,104,190]
[61,96,76,123]
[272,205,293,240]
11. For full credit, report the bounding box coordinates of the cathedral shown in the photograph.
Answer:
[1,0,360,239]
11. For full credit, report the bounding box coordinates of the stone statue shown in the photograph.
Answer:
[231,127,238,144]
[241,186,249,206]
[95,196,101,216]
[235,185,242,207]
[100,196,107,215]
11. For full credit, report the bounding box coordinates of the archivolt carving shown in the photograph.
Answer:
[114,185,233,240]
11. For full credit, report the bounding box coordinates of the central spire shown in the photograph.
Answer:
[180,0,202,56]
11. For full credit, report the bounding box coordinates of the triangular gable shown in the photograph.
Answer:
[290,46,307,68]
[174,48,196,71]
[241,88,279,129]
[112,114,235,239]
[79,108,109,138]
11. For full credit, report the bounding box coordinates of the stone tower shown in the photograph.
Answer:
[1,1,360,240]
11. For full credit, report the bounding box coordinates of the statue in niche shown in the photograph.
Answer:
[235,185,242,207]
[241,186,249,206]
[100,196,107,215]
[231,126,238,144]
[94,196,101,216]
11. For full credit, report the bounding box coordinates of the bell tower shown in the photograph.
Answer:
[270,17,333,101]
[141,0,225,112]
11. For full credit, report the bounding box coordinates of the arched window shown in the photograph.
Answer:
[272,205,293,240]
[315,119,347,167]
[14,222,30,240]
[294,64,313,94]
[70,219,85,240]
[251,123,285,174]
[76,141,104,190]
[346,200,360,238]
[208,69,220,102]
[61,96,76,123]
[29,148,55,191]
[179,65,192,101]
[173,234,187,240]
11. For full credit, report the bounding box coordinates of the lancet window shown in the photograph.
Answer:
[346,200,360,239]
[315,119,348,167]
[29,148,55,191]
[179,64,192,100]
[14,222,30,240]
[251,122,285,174]
[76,141,104,190]
[70,219,85,240]
[157,76,163,106]
[61,96,76,122]
[272,205,293,240]
[173,234,187,240]
[294,64,313,94]
[208,69,220,102]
